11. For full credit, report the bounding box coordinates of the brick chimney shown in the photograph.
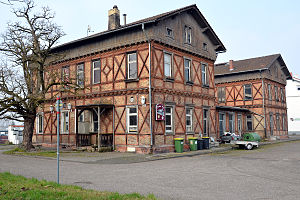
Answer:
[229,60,234,71]
[108,5,120,30]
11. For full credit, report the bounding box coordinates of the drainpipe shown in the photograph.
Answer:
[142,23,153,150]
[260,69,267,138]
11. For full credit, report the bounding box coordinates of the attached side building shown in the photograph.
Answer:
[215,54,291,139]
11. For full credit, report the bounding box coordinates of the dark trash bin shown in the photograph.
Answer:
[197,139,204,150]
[202,137,210,149]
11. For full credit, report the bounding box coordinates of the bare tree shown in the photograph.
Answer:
[0,0,70,150]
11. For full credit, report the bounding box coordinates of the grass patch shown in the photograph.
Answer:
[0,172,156,200]
[3,147,58,157]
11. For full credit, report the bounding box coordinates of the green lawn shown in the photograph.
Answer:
[0,172,156,200]
[3,147,72,157]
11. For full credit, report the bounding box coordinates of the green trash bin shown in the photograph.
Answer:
[188,137,198,151]
[174,138,184,153]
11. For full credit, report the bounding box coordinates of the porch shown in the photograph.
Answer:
[75,104,115,149]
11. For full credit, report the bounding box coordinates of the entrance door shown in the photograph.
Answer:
[219,113,225,137]
[270,114,274,136]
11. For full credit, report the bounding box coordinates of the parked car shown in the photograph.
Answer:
[220,132,241,143]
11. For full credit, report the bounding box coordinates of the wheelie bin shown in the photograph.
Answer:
[174,138,184,153]
[197,139,204,150]
[202,137,210,149]
[188,137,198,151]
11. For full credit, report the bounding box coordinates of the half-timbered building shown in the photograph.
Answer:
[215,54,291,139]
[33,5,226,153]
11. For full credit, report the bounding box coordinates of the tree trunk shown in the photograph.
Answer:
[22,116,35,151]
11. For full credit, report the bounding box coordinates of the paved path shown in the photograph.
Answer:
[1,141,300,200]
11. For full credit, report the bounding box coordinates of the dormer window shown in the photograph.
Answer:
[166,27,173,38]
[184,25,192,44]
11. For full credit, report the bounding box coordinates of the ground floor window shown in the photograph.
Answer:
[91,109,98,132]
[276,113,280,131]
[246,114,253,131]
[282,114,286,131]
[203,109,209,136]
[219,113,225,137]
[61,111,69,134]
[186,107,193,133]
[237,114,242,134]
[36,113,44,134]
[165,106,173,134]
[127,106,138,133]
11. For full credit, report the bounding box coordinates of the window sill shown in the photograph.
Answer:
[165,132,175,135]
[185,81,194,86]
[164,77,174,82]
[202,84,209,88]
[166,35,174,40]
[125,78,139,83]
[244,99,253,101]
[126,132,138,134]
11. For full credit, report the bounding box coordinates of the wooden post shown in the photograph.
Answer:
[98,107,101,150]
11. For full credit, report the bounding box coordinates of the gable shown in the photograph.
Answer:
[153,11,218,61]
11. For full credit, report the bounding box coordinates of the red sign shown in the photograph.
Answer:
[156,104,165,120]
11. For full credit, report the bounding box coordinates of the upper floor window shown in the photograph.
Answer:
[165,106,173,134]
[275,86,279,101]
[202,42,208,51]
[184,58,191,83]
[280,88,285,102]
[61,111,69,134]
[268,84,272,101]
[127,106,138,133]
[244,84,252,100]
[202,63,209,86]
[127,52,137,80]
[184,25,192,44]
[186,107,193,133]
[218,87,226,103]
[36,113,43,134]
[61,66,70,83]
[166,27,173,38]
[92,59,101,84]
[77,63,85,87]
[164,52,172,78]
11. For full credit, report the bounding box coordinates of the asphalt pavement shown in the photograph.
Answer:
[1,138,300,200]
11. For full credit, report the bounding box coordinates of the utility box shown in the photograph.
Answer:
[8,125,24,145]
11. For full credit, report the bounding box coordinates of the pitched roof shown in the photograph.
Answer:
[214,54,292,79]
[52,4,226,52]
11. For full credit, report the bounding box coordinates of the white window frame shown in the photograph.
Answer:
[184,25,192,44]
[127,106,138,133]
[78,111,85,122]
[202,63,208,86]
[92,59,101,84]
[186,107,193,133]
[61,110,70,134]
[164,52,172,78]
[77,63,84,87]
[165,106,174,134]
[244,84,252,100]
[36,113,44,134]
[184,58,191,83]
[219,112,226,137]
[127,52,137,80]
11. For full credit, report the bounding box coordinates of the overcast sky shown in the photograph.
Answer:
[1,0,299,76]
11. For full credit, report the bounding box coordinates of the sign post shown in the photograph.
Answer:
[55,97,63,184]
